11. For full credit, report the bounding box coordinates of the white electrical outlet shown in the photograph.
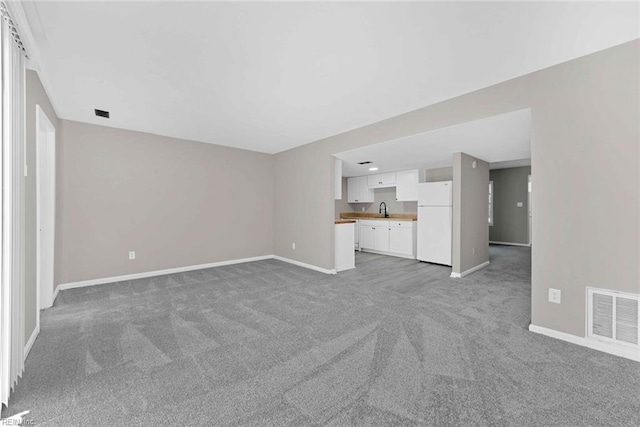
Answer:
[517,202,524,207]
[472,247,476,255]
[292,243,296,250]
[548,288,561,304]
[129,251,136,260]
[361,207,365,212]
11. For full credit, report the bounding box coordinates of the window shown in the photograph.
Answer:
[488,181,493,226]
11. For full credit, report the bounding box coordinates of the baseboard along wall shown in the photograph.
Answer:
[450,260,490,278]
[24,323,40,361]
[489,241,531,247]
[53,254,336,303]
[528,324,640,362]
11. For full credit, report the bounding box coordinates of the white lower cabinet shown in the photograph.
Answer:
[359,220,416,259]
[390,227,414,256]
[360,223,376,250]
[374,227,390,252]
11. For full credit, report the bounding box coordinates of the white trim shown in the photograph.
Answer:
[529,324,640,362]
[488,180,493,226]
[336,265,355,273]
[489,241,531,247]
[53,254,338,297]
[57,255,275,290]
[360,248,416,260]
[4,2,62,118]
[272,256,337,275]
[52,285,60,305]
[450,260,490,278]
[23,323,39,361]
[36,104,56,311]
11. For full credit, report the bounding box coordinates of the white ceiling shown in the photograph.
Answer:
[335,109,531,177]
[17,1,639,154]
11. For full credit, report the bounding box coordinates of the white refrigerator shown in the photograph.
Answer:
[417,181,452,266]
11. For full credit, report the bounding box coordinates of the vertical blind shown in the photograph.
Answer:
[0,1,26,407]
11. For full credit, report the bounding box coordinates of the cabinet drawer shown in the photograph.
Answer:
[360,220,389,227]
[389,221,414,229]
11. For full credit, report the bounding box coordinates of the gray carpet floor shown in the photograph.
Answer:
[3,246,639,426]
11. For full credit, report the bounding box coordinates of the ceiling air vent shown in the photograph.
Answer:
[94,109,110,118]
[357,161,373,165]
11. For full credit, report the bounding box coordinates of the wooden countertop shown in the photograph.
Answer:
[334,219,356,224]
[339,212,417,221]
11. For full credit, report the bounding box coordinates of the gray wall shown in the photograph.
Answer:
[56,120,274,284]
[490,166,531,244]
[273,40,639,338]
[453,153,490,274]
[424,167,453,182]
[25,70,60,342]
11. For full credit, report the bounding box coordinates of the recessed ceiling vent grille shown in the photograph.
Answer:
[94,109,109,118]
[588,288,639,348]
[357,161,372,165]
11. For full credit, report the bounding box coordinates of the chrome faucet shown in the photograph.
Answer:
[379,202,388,218]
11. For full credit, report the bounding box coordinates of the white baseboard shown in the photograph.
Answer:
[489,241,531,247]
[529,324,640,362]
[52,285,60,304]
[24,323,40,361]
[54,254,337,294]
[336,265,355,273]
[56,255,275,291]
[272,255,336,274]
[360,248,416,260]
[450,260,490,278]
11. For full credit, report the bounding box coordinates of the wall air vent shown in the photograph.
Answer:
[357,161,373,165]
[94,109,110,118]
[587,287,639,349]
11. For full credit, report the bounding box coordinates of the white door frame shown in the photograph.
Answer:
[528,174,532,245]
[36,105,56,315]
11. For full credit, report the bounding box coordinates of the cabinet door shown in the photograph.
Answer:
[360,226,375,250]
[367,174,382,187]
[374,227,390,252]
[347,177,357,203]
[334,158,342,200]
[368,172,396,188]
[396,169,419,201]
[390,227,413,255]
[357,176,374,202]
[381,172,396,186]
[348,176,373,203]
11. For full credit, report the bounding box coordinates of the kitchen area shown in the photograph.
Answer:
[334,162,454,272]
[332,108,532,277]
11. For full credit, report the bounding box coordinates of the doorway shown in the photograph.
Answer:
[36,105,56,312]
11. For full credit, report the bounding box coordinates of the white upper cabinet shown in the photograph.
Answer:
[334,158,342,200]
[395,169,419,201]
[367,172,396,188]
[347,176,374,203]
